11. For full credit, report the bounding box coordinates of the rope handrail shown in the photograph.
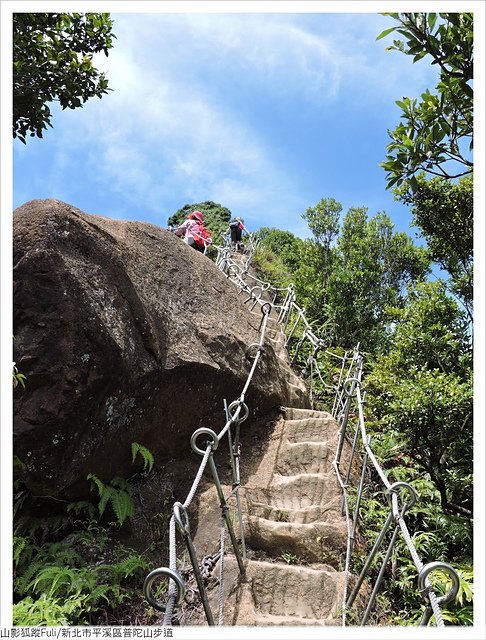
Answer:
[144,236,459,627]
[217,244,460,626]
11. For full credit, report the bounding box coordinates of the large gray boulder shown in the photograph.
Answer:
[13,199,309,498]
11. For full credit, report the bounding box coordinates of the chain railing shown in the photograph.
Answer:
[144,235,460,627]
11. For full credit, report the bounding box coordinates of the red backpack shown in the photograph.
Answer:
[194,223,211,247]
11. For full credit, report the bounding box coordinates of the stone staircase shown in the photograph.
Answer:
[225,406,349,626]
[187,406,351,626]
[182,254,352,625]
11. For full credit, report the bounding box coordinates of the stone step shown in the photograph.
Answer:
[187,407,351,625]
[244,514,347,564]
[266,471,342,506]
[281,406,332,421]
[282,416,339,442]
[232,559,346,625]
[274,441,336,475]
[246,493,342,525]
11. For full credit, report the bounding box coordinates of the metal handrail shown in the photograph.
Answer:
[144,239,274,625]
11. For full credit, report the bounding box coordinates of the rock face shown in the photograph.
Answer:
[13,199,309,498]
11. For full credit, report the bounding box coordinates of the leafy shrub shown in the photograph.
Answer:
[252,244,293,290]
[13,444,155,625]
[13,533,149,626]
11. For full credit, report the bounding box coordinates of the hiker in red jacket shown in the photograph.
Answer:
[175,211,212,253]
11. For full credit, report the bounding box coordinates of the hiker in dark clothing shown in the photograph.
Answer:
[227,217,248,250]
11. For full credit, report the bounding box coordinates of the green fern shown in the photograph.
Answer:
[13,445,154,625]
[15,558,48,597]
[15,547,144,625]
[87,474,134,526]
[110,551,149,580]
[131,442,155,472]
[15,543,83,596]
[66,500,97,520]
[13,449,154,625]
[75,524,108,551]
[13,595,71,626]
[15,513,74,541]
[110,487,134,526]
[13,536,32,568]
[87,473,105,501]
[29,565,78,597]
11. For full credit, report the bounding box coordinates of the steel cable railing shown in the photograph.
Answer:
[143,237,274,625]
[218,244,461,627]
[330,353,460,626]
[144,235,460,627]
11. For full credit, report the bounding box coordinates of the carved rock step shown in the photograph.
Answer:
[282,407,332,421]
[244,513,346,564]
[245,492,342,525]
[282,416,338,443]
[267,471,343,506]
[274,441,336,475]
[189,407,350,625]
[229,559,345,626]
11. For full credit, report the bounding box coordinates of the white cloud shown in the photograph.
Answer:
[101,13,345,103]
[18,12,441,235]
[68,16,303,224]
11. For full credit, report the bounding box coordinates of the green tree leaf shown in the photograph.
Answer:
[13,13,115,142]
[378,13,473,187]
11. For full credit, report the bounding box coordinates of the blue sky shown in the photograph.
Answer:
[12,7,450,241]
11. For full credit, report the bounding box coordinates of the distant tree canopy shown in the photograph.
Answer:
[255,199,430,354]
[255,197,473,564]
[378,12,473,191]
[13,12,115,143]
[396,174,473,319]
[167,201,232,242]
[325,207,430,352]
[367,279,472,517]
